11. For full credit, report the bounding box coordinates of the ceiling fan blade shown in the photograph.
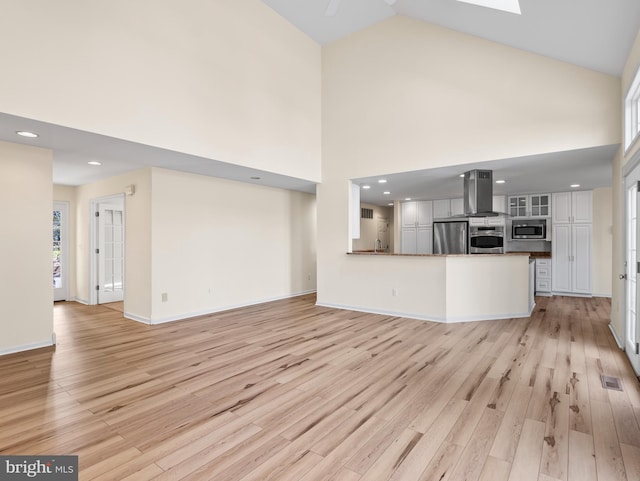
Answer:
[325,0,342,16]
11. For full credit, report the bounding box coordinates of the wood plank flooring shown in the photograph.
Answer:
[1,294,639,480]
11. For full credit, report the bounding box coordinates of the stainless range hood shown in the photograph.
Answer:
[463,169,504,217]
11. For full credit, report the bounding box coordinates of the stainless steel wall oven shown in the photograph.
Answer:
[469,225,504,254]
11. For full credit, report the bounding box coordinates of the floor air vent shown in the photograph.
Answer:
[600,375,623,391]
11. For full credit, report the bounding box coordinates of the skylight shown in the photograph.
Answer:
[456,0,521,15]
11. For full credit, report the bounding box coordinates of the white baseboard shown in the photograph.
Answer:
[124,312,151,325]
[608,323,624,349]
[73,297,90,305]
[551,291,593,298]
[0,339,54,357]
[593,293,613,298]
[148,290,317,325]
[315,302,531,324]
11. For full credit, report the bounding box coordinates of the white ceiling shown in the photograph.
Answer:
[262,0,640,76]
[355,144,618,206]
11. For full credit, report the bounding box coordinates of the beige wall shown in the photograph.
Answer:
[53,185,78,300]
[352,203,394,252]
[319,16,621,315]
[150,168,316,323]
[0,141,53,353]
[592,187,613,297]
[322,17,620,180]
[0,0,321,182]
[76,169,152,320]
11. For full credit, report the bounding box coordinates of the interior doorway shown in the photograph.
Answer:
[90,195,125,305]
[624,163,640,375]
[53,202,69,301]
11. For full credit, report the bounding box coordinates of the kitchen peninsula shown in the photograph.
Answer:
[343,252,534,323]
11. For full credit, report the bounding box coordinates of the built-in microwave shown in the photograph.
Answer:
[511,219,548,240]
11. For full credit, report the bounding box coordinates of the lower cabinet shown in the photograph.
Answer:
[402,227,433,254]
[535,258,552,296]
[552,223,591,295]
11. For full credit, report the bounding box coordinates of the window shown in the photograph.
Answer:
[624,65,640,151]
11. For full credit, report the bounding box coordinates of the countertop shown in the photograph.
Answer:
[348,251,531,257]
[510,251,551,258]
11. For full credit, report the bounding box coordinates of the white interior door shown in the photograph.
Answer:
[98,203,125,304]
[53,202,69,301]
[625,169,640,375]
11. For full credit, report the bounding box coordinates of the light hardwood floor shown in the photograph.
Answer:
[1,294,640,481]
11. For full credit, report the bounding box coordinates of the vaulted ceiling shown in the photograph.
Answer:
[263,0,640,76]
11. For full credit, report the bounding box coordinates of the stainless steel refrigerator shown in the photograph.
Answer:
[433,220,468,254]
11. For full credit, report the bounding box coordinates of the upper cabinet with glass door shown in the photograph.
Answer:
[508,193,551,218]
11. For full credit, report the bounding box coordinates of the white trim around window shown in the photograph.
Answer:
[624,64,640,153]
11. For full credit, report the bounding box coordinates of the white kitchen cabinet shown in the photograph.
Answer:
[416,227,433,255]
[433,198,464,218]
[535,258,552,296]
[508,195,528,217]
[401,200,433,254]
[552,223,591,295]
[469,216,505,226]
[401,228,417,254]
[402,200,432,228]
[572,224,592,294]
[508,193,551,218]
[552,191,592,224]
[433,199,451,219]
[351,183,360,239]
[401,201,417,228]
[401,226,433,254]
[529,194,551,217]
[417,201,433,227]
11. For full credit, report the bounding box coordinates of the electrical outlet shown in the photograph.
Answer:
[392,288,398,297]
[307,274,311,281]
[161,293,168,302]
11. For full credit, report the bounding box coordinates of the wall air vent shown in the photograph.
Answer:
[361,208,374,219]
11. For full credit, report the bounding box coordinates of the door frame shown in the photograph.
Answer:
[53,201,70,301]
[89,194,125,305]
[622,149,640,375]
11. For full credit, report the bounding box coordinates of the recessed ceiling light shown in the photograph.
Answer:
[250,176,261,180]
[362,185,371,189]
[459,174,465,178]
[456,0,521,15]
[16,130,38,138]
[383,191,391,195]
[87,161,102,166]
[378,179,387,184]
[405,198,412,201]
[388,203,393,206]
[496,180,506,184]
[570,184,580,188]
